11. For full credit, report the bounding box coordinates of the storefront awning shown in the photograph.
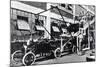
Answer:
[17,20,30,30]
[52,26,60,32]
[35,25,45,31]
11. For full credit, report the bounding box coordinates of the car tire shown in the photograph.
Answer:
[22,52,36,66]
[11,50,23,63]
[54,48,61,59]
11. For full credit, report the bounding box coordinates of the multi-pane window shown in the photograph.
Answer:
[59,3,73,14]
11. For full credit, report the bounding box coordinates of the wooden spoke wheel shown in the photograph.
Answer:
[54,48,61,58]
[11,50,23,63]
[22,52,36,66]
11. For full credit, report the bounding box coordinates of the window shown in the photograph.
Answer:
[67,23,79,33]
[35,19,44,26]
[17,20,30,30]
[61,24,67,28]
[52,26,60,32]
[61,4,66,8]
[17,15,28,22]
[17,16,30,30]
[67,4,73,11]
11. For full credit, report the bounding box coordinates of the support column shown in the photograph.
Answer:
[44,3,51,39]
[28,13,35,38]
[73,4,76,24]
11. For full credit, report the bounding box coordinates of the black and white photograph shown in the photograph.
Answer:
[10,0,96,66]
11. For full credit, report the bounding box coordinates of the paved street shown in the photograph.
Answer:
[11,51,92,66]
[35,53,87,65]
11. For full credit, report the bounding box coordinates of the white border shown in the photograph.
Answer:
[0,0,99,67]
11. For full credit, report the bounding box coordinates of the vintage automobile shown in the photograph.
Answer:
[11,37,63,66]
[11,34,77,66]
